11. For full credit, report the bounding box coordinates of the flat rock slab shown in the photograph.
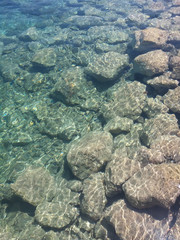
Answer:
[67,131,113,180]
[35,201,79,229]
[133,50,169,77]
[11,166,57,206]
[85,51,129,82]
[123,163,180,209]
[105,200,170,240]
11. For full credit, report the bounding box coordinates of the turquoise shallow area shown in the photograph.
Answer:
[0,0,180,239]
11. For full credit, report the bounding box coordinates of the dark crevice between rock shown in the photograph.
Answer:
[100,217,122,240]
[168,196,180,230]
[106,191,125,208]
[36,218,78,233]
[2,196,36,217]
[62,158,79,181]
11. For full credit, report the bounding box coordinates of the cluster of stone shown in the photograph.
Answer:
[0,0,180,239]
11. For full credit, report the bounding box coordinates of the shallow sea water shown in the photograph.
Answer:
[0,0,180,239]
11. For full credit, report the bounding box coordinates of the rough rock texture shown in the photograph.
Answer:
[104,200,170,240]
[113,124,143,159]
[51,66,100,110]
[32,48,57,68]
[104,116,133,134]
[67,131,113,180]
[133,50,169,77]
[17,224,45,240]
[35,178,80,229]
[140,135,180,164]
[105,151,142,197]
[101,81,147,121]
[143,97,168,118]
[123,163,180,209]
[80,173,107,221]
[11,166,57,206]
[134,27,168,52]
[85,51,129,82]
[147,73,179,94]
[141,113,179,146]
[35,201,79,229]
[169,56,180,80]
[163,86,180,114]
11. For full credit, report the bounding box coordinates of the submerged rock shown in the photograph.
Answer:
[133,27,168,52]
[141,113,179,146]
[51,66,100,110]
[104,116,133,134]
[19,27,39,41]
[105,199,170,240]
[80,173,107,221]
[123,163,180,209]
[67,131,113,180]
[101,81,147,121]
[139,135,180,164]
[85,51,129,82]
[163,86,180,113]
[32,47,57,69]
[143,97,169,118]
[147,72,179,94]
[169,55,180,80]
[133,50,169,77]
[35,201,79,229]
[87,26,129,44]
[105,151,141,197]
[11,166,57,206]
[113,123,143,159]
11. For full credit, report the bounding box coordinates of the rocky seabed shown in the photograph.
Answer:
[0,0,180,239]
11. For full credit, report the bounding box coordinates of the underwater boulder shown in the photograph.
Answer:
[32,47,57,69]
[123,163,180,209]
[133,27,168,52]
[85,51,129,82]
[133,50,169,77]
[67,131,113,180]
[104,199,170,240]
